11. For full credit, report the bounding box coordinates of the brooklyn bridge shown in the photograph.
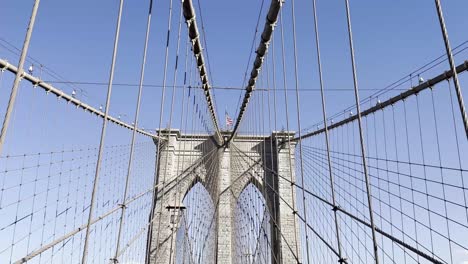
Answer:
[0,0,467,263]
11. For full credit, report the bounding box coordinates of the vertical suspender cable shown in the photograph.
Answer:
[145,0,173,260]
[278,9,301,262]
[112,0,154,262]
[0,0,40,155]
[171,38,190,264]
[342,0,380,263]
[289,0,311,262]
[82,0,124,263]
[167,5,184,263]
[310,0,345,261]
[277,11,301,262]
[152,0,174,258]
[433,0,468,139]
[266,54,277,262]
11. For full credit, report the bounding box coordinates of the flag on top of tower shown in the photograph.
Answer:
[225,111,233,127]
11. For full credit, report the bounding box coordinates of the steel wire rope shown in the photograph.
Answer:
[148,0,175,258]
[231,144,343,261]
[169,37,191,264]
[234,0,266,121]
[81,1,124,262]
[434,0,468,138]
[110,0,154,262]
[298,147,457,263]
[164,4,185,262]
[446,79,468,223]
[233,142,447,264]
[299,42,468,135]
[309,0,345,261]
[276,9,303,260]
[0,0,40,155]
[429,87,454,263]
[230,144,313,263]
[230,145,278,264]
[341,1,380,262]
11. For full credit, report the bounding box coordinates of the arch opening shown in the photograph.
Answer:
[175,182,216,264]
[234,183,272,264]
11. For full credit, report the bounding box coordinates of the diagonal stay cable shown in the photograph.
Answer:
[229,144,305,263]
[0,59,161,139]
[233,141,447,264]
[231,144,343,262]
[0,0,40,155]
[15,141,217,263]
[229,147,281,264]
[293,60,468,141]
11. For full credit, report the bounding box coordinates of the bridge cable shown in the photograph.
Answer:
[310,0,345,261]
[234,0,265,121]
[228,0,283,143]
[229,80,302,263]
[446,79,468,223]
[391,104,410,261]
[342,1,380,262]
[279,4,313,261]
[81,1,124,262]
[153,0,178,258]
[250,74,263,262]
[302,138,457,262]
[222,142,295,262]
[164,5,185,262]
[265,53,280,262]
[433,0,468,139]
[168,37,191,263]
[0,60,160,138]
[430,87,455,262]
[113,147,220,262]
[0,0,40,155]
[300,144,454,263]
[260,64,277,261]
[172,57,220,262]
[258,88,272,263]
[110,0,154,262]
[122,148,219,262]
[299,146,446,263]
[270,31,296,262]
[146,0,175,260]
[231,144,330,263]
[292,59,468,142]
[182,0,222,142]
[230,146,277,263]
[234,142,450,264]
[277,9,303,260]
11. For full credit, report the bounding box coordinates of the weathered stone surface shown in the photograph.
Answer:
[148,131,301,264]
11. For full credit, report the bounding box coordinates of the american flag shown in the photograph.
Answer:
[225,111,233,127]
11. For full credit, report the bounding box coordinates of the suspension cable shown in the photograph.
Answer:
[0,0,40,155]
[111,0,154,262]
[81,1,124,262]
[433,0,468,139]
[342,1,380,262]
[227,0,283,143]
[182,0,222,142]
[310,0,345,261]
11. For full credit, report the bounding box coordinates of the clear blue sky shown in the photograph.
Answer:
[1,0,467,135]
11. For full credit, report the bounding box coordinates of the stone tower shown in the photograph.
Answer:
[146,130,301,264]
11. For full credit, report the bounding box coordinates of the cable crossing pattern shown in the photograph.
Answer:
[0,0,467,263]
